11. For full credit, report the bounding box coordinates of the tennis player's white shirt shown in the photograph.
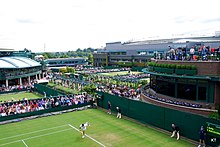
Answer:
[80,122,89,131]
[80,124,86,131]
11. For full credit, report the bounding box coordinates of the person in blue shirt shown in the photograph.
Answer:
[198,126,206,147]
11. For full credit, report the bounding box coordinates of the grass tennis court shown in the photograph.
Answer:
[0,109,194,147]
[0,92,42,102]
[99,71,143,76]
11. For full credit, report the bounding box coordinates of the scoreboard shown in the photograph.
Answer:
[206,122,220,146]
[207,122,220,138]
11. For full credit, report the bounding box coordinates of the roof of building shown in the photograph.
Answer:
[122,36,220,45]
[0,48,15,52]
[45,57,86,61]
[0,56,41,69]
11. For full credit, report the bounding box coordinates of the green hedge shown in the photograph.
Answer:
[148,62,197,75]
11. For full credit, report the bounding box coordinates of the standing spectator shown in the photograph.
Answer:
[44,92,46,98]
[189,46,195,60]
[116,107,122,119]
[182,48,187,60]
[168,48,175,60]
[107,101,111,114]
[178,48,182,60]
[198,126,206,147]
[198,46,203,59]
[171,124,180,140]
[217,46,220,60]
[201,46,207,61]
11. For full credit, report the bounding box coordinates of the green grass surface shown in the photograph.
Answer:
[0,109,193,147]
[99,71,143,76]
[0,92,42,102]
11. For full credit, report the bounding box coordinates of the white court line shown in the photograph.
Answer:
[68,124,106,147]
[21,140,28,147]
[0,124,68,141]
[0,128,71,146]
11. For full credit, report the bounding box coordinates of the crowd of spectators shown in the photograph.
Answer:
[164,45,220,61]
[0,94,89,117]
[113,73,149,81]
[143,89,202,108]
[97,84,141,100]
[0,84,35,92]
[47,68,147,101]
[75,66,130,74]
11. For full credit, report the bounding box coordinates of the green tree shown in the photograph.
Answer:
[66,67,75,73]
[59,54,70,58]
[42,53,49,59]
[59,68,68,73]
[83,84,96,94]
[42,52,55,59]
[76,48,82,52]
[88,54,93,65]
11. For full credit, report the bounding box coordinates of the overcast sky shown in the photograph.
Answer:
[0,0,220,52]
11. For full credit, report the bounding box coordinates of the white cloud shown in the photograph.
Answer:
[0,0,220,52]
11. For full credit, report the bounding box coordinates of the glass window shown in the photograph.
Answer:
[198,87,207,101]
[156,81,175,97]
[122,52,126,55]
[177,84,196,100]
[150,75,157,91]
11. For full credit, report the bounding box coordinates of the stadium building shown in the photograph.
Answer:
[45,57,88,67]
[144,60,220,101]
[0,48,42,89]
[93,36,220,66]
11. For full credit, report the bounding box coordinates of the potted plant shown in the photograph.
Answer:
[164,64,174,74]
[185,65,197,75]
[148,62,155,71]
[175,64,185,75]
[154,63,161,72]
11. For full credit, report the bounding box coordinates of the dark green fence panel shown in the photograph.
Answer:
[164,108,205,140]
[97,92,131,121]
[129,100,165,128]
[34,83,65,96]
[98,92,165,128]
[103,66,121,69]
[97,92,220,146]
[131,67,144,72]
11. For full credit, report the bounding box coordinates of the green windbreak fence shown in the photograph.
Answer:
[97,92,220,146]
[34,83,65,96]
